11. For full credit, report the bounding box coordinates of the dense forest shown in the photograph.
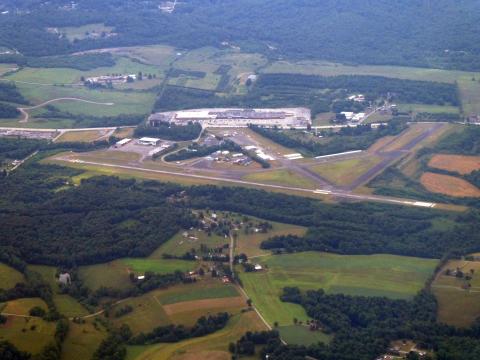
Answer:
[1,1,480,70]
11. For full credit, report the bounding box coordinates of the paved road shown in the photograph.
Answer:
[59,157,438,209]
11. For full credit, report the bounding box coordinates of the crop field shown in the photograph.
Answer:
[56,130,106,142]
[109,279,241,333]
[429,154,480,175]
[243,169,316,189]
[420,172,480,197]
[110,45,177,67]
[125,311,266,360]
[240,252,438,326]
[62,320,107,360]
[432,259,480,327]
[0,315,56,355]
[278,325,332,346]
[150,230,228,258]
[0,263,25,290]
[310,156,383,186]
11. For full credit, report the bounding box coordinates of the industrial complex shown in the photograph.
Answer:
[147,108,312,129]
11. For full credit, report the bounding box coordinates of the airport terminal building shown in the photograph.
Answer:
[148,108,312,129]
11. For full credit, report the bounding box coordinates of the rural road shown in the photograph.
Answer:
[60,157,438,209]
[18,98,115,123]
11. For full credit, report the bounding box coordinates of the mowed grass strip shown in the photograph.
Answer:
[420,172,480,198]
[243,169,316,189]
[309,156,382,186]
[121,258,195,274]
[240,252,438,326]
[0,263,25,290]
[125,311,267,360]
[428,154,480,175]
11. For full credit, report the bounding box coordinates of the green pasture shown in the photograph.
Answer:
[278,325,332,346]
[263,60,479,84]
[0,316,56,355]
[149,230,228,258]
[397,103,460,114]
[15,83,155,117]
[62,319,107,360]
[79,258,195,291]
[0,263,25,290]
[54,295,89,318]
[240,252,438,326]
[125,311,266,360]
[58,23,115,42]
[122,258,195,274]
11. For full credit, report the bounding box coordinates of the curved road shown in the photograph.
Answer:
[18,98,115,123]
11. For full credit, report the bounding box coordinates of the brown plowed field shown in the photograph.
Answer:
[421,172,480,197]
[429,154,480,175]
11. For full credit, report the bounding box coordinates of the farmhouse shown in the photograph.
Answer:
[138,137,161,146]
[148,107,312,129]
[58,273,71,285]
[85,74,136,85]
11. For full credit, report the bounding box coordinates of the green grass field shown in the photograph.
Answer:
[243,169,316,189]
[61,319,107,360]
[79,258,196,291]
[54,295,89,318]
[58,23,115,42]
[149,230,228,258]
[0,263,25,290]
[125,311,266,360]
[56,130,105,143]
[0,316,56,355]
[278,325,332,346]
[122,258,195,274]
[432,259,480,327]
[2,298,48,315]
[397,103,460,114]
[240,252,438,326]
[310,156,383,186]
[263,60,479,83]
[109,279,240,334]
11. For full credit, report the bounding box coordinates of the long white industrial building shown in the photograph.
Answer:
[148,108,312,129]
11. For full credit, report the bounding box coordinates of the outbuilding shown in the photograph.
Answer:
[138,137,161,146]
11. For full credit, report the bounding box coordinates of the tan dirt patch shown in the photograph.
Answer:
[163,297,245,316]
[421,172,480,197]
[429,154,480,175]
